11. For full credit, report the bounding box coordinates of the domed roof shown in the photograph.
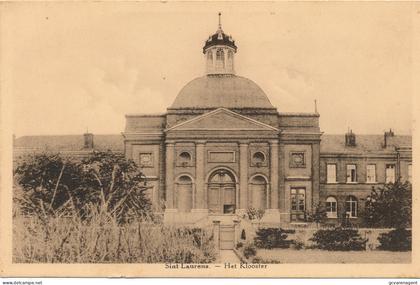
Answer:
[169,75,275,109]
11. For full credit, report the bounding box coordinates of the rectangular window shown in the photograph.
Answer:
[366,164,376,183]
[386,164,396,183]
[327,164,337,183]
[290,188,306,222]
[345,197,358,218]
[408,164,412,183]
[346,164,357,183]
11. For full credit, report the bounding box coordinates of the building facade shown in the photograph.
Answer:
[13,18,412,229]
[121,20,412,227]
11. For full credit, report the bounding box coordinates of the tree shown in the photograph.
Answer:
[363,180,412,228]
[14,153,81,217]
[79,151,152,223]
[14,151,152,223]
[306,202,327,227]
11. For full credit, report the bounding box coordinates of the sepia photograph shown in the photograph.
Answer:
[0,1,419,278]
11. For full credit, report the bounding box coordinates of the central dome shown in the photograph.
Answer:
[169,75,274,109]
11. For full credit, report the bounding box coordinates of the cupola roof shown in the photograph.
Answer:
[203,13,237,53]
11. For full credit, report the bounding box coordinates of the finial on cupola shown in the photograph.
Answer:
[203,13,237,75]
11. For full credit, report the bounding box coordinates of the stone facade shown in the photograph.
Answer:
[13,18,412,229]
[122,20,412,227]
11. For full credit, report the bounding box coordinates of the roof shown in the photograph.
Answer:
[203,29,237,53]
[320,134,412,154]
[169,75,275,110]
[14,134,124,152]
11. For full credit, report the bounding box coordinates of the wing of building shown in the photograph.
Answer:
[13,17,412,230]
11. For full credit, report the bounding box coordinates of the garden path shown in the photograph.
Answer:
[218,250,241,263]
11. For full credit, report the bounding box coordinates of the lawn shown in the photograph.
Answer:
[256,249,411,263]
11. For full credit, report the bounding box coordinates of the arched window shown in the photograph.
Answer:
[216,49,225,70]
[252,151,266,166]
[249,175,267,210]
[176,176,193,212]
[178,151,192,166]
[345,196,358,218]
[326,196,337,218]
[209,170,234,184]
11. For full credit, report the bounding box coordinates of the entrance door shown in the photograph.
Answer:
[220,225,235,249]
[208,169,236,214]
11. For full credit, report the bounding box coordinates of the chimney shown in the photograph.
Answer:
[383,128,395,148]
[83,132,94,149]
[345,129,356,147]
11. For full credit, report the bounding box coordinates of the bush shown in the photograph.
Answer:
[291,240,305,250]
[251,257,281,264]
[236,242,243,249]
[240,229,246,240]
[14,151,152,224]
[310,227,367,251]
[245,207,265,220]
[243,243,257,259]
[378,228,411,251]
[254,228,295,249]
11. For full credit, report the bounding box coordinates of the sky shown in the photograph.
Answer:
[2,2,414,137]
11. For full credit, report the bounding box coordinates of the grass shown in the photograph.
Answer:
[13,209,217,263]
[255,248,411,264]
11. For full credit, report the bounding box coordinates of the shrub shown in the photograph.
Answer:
[243,243,257,259]
[245,207,265,220]
[291,240,305,250]
[14,151,152,224]
[251,257,281,264]
[310,227,367,251]
[236,242,244,249]
[378,228,411,251]
[254,228,295,249]
[240,229,246,240]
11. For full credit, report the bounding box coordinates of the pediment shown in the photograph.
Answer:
[166,108,278,132]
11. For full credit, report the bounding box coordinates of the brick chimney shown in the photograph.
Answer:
[83,132,94,149]
[345,129,356,147]
[383,128,394,148]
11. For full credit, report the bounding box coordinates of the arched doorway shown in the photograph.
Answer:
[207,169,236,214]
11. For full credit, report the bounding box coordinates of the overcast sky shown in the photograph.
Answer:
[4,2,414,137]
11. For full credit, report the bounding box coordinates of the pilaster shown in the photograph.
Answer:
[239,142,249,209]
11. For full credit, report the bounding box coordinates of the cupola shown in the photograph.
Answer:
[203,13,237,75]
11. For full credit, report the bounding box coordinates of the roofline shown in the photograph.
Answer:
[279,112,320,117]
[165,107,279,132]
[125,113,166,118]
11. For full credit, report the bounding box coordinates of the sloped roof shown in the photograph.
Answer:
[203,31,237,53]
[14,134,124,152]
[320,134,412,153]
[169,75,275,109]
